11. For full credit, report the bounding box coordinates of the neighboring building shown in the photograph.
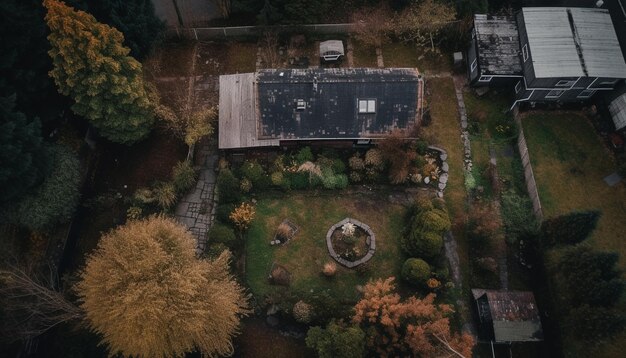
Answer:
[218,68,424,150]
[608,86,626,131]
[468,7,626,107]
[472,289,544,344]
[467,15,523,86]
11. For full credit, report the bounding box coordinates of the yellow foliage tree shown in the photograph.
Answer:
[229,202,256,231]
[77,216,249,357]
[44,0,154,144]
[353,277,474,357]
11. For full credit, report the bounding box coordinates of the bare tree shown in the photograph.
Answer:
[259,31,281,68]
[350,4,394,48]
[396,0,457,49]
[0,264,83,342]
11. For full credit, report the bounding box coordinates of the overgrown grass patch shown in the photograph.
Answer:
[224,42,257,73]
[522,111,626,358]
[246,192,406,303]
[350,38,377,67]
[381,42,420,68]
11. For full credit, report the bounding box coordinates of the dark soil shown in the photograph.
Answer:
[331,226,369,261]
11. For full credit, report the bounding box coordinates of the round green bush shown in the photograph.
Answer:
[331,158,346,174]
[172,160,196,194]
[416,140,429,155]
[335,174,349,189]
[240,160,269,190]
[280,176,291,191]
[270,171,283,186]
[208,223,237,248]
[410,230,443,259]
[414,197,434,212]
[415,209,451,233]
[295,146,314,164]
[289,172,309,190]
[402,258,431,286]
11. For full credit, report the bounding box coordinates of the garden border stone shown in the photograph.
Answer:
[326,217,375,268]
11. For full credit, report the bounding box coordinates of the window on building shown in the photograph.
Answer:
[545,90,564,99]
[598,79,619,87]
[556,80,576,87]
[358,99,376,113]
[470,59,477,72]
[522,44,529,62]
[577,89,596,98]
[479,76,493,82]
[515,81,522,94]
[296,99,306,110]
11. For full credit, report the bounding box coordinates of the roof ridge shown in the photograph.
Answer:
[566,8,588,77]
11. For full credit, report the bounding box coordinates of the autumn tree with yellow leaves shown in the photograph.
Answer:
[77,216,249,357]
[43,0,154,144]
[352,277,474,357]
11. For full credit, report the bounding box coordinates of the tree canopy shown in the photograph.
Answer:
[44,0,154,144]
[0,95,50,204]
[352,277,474,357]
[306,320,366,358]
[77,216,249,357]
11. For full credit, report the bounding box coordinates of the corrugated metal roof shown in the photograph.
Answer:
[474,14,522,75]
[522,7,626,79]
[569,8,626,78]
[609,92,626,130]
[522,7,583,78]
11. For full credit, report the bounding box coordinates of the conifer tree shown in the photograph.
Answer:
[0,95,50,204]
[77,216,249,357]
[44,0,154,144]
[541,210,601,247]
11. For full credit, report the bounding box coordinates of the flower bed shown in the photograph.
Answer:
[326,218,375,268]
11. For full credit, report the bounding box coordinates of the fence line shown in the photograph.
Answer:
[514,109,543,221]
[167,23,356,40]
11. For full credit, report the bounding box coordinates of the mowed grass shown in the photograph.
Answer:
[381,42,420,68]
[522,112,626,358]
[246,193,406,303]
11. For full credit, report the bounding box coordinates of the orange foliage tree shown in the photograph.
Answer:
[352,277,474,357]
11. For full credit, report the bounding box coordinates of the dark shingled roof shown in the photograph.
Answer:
[474,14,523,76]
[257,68,420,140]
[472,289,544,343]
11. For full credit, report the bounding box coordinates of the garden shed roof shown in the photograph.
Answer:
[473,14,522,75]
[609,91,626,130]
[219,68,423,149]
[472,289,543,343]
[319,40,345,56]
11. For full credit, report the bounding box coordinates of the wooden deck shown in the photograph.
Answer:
[218,73,280,149]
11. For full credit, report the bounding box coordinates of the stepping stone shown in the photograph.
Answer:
[604,172,622,186]
[439,173,448,184]
[442,162,449,172]
[440,153,448,161]
[437,191,444,198]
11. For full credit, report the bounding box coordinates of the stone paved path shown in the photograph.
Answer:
[175,142,218,256]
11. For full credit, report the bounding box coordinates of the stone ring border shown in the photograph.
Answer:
[326,218,376,268]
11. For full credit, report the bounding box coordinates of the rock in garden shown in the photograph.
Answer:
[439,173,448,184]
[438,183,446,190]
[424,176,430,184]
[440,153,448,161]
[437,191,444,198]
[442,162,449,172]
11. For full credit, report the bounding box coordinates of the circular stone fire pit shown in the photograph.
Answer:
[326,218,375,268]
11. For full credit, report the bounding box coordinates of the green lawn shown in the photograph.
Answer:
[350,38,377,67]
[522,112,626,358]
[245,192,406,303]
[381,42,420,68]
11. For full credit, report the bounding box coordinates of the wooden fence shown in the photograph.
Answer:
[515,113,544,221]
[167,23,356,40]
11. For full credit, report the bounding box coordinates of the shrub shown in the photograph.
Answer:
[240,160,266,188]
[364,148,384,169]
[331,158,346,174]
[216,203,236,223]
[426,278,441,289]
[566,304,625,341]
[415,209,451,233]
[335,174,349,189]
[289,172,309,190]
[293,300,313,323]
[416,140,429,155]
[296,146,314,163]
[321,167,337,189]
[12,145,81,231]
[132,187,155,206]
[401,258,431,286]
[467,204,501,244]
[126,206,143,221]
[208,223,237,248]
[323,262,337,277]
[153,181,177,210]
[403,230,443,259]
[216,169,241,204]
[349,171,362,183]
[464,171,476,190]
[270,171,284,186]
[279,176,291,191]
[172,161,196,194]
[348,154,365,171]
[203,242,229,259]
[501,191,538,242]
[239,178,252,193]
[270,155,286,173]
[306,321,365,358]
[229,202,255,231]
[414,197,434,211]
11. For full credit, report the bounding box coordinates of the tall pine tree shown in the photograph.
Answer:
[44,0,154,144]
[0,95,50,204]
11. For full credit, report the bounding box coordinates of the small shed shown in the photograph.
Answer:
[609,91,626,131]
[472,289,543,343]
[320,40,345,62]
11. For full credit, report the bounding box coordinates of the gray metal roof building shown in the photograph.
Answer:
[523,7,626,79]
[609,92,626,130]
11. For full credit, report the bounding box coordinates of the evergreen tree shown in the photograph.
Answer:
[306,321,366,358]
[0,0,66,123]
[44,0,154,144]
[77,216,249,357]
[0,95,50,204]
[566,304,625,341]
[542,210,601,247]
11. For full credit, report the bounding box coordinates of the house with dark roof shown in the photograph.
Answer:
[218,68,423,150]
[467,7,626,106]
[472,289,544,344]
